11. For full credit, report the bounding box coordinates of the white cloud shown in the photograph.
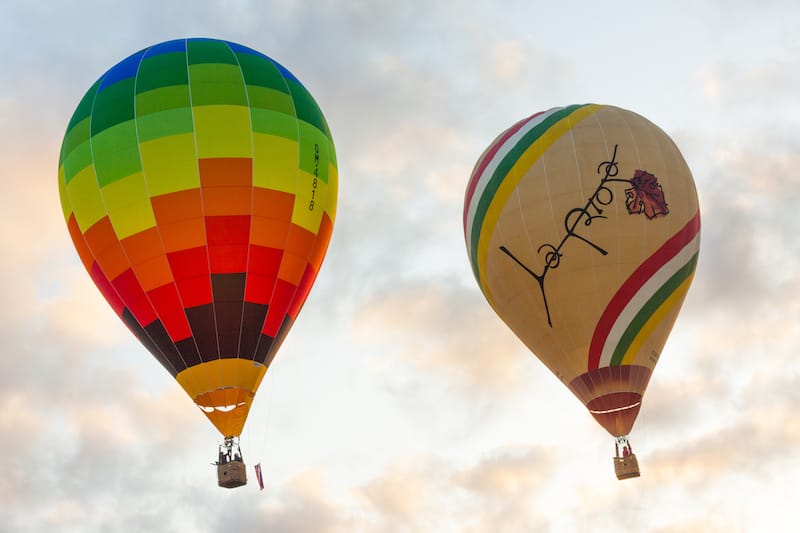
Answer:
[356,447,553,533]
[360,458,439,528]
[353,279,529,396]
[489,41,528,82]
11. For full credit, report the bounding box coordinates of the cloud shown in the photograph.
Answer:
[349,119,475,205]
[683,130,800,314]
[0,374,206,533]
[643,294,796,431]
[360,458,440,529]
[489,41,528,82]
[0,334,355,533]
[695,54,800,110]
[39,265,129,347]
[649,517,742,533]
[0,257,210,533]
[209,470,356,533]
[358,446,553,532]
[353,278,529,396]
[633,304,800,488]
[636,392,800,511]
[450,446,554,533]
[641,254,800,456]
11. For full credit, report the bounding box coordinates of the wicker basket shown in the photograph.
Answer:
[613,453,641,480]
[217,460,247,488]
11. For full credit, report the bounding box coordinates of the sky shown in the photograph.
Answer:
[1,1,799,531]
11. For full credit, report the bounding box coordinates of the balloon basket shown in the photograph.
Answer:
[613,453,640,480]
[217,459,247,488]
[216,437,247,488]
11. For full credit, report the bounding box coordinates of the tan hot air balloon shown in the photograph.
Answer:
[463,104,700,479]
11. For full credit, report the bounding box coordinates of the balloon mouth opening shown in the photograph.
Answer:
[194,387,252,413]
[588,401,641,415]
[586,392,643,413]
[586,392,643,436]
[198,402,247,413]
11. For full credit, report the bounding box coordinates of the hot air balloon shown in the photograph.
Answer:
[58,38,337,488]
[463,104,699,479]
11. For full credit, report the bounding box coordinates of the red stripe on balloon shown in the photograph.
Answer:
[113,268,158,326]
[89,262,125,316]
[147,282,192,341]
[167,246,210,280]
[262,279,295,336]
[175,276,213,308]
[588,211,701,370]
[244,274,275,305]
[288,263,316,319]
[247,244,283,277]
[206,215,250,274]
[462,112,545,232]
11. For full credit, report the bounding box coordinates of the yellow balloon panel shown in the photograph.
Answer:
[464,105,700,436]
[176,358,268,438]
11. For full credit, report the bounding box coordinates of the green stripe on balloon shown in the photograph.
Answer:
[136,85,191,115]
[188,63,248,106]
[65,79,101,135]
[609,253,699,366]
[467,104,588,281]
[187,39,239,65]
[247,86,296,115]
[92,120,142,187]
[236,52,292,94]
[135,52,188,93]
[91,77,137,135]
[136,108,194,142]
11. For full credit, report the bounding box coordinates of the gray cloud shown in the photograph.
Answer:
[678,129,800,316]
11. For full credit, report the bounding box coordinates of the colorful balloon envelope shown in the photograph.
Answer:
[464,105,699,457]
[58,38,337,440]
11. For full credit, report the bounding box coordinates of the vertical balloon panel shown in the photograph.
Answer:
[59,38,337,439]
[464,105,699,437]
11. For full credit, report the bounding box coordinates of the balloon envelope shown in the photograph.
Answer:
[58,38,337,438]
[464,104,699,437]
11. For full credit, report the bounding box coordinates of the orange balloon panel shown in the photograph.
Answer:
[464,105,700,436]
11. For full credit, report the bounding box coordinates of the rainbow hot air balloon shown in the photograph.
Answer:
[463,104,700,479]
[58,38,337,487]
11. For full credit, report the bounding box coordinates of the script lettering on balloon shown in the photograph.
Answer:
[500,145,668,327]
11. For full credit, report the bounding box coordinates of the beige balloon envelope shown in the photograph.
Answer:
[464,104,700,477]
